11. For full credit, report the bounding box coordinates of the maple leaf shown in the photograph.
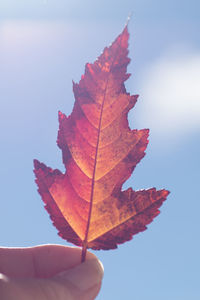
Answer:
[34,26,169,262]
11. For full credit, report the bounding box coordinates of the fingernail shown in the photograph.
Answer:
[55,259,104,292]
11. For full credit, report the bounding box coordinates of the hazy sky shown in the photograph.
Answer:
[0,1,200,300]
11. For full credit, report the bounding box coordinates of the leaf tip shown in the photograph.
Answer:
[125,12,133,27]
[33,159,40,170]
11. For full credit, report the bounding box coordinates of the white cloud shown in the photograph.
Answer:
[136,47,200,143]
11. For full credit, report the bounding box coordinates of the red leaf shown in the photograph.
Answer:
[34,26,169,261]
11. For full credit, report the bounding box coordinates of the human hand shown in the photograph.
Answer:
[0,244,103,300]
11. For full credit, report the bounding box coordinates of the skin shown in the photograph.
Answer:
[0,245,104,300]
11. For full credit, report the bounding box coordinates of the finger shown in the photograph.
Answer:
[0,245,96,278]
[0,258,104,300]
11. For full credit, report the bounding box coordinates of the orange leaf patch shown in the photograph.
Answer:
[34,26,169,261]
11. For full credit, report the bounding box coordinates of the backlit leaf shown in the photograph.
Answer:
[34,26,169,261]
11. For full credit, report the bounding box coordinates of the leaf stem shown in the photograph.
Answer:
[81,243,87,262]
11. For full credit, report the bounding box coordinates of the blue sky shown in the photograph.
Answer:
[0,1,200,299]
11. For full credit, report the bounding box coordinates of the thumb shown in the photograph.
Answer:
[53,258,104,300]
[0,258,104,300]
